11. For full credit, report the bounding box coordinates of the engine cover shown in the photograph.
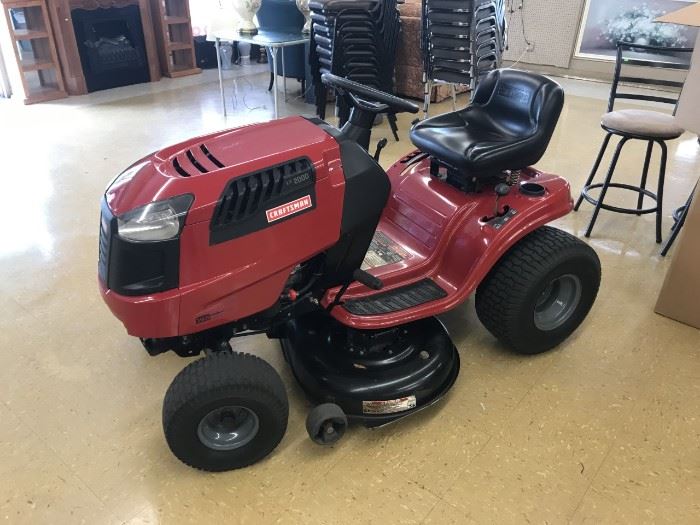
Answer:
[101,117,346,337]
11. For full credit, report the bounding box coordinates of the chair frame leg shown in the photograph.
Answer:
[661,182,696,256]
[584,137,629,238]
[575,133,613,211]
[637,140,654,216]
[424,79,432,119]
[268,71,274,92]
[655,140,668,244]
[281,48,287,102]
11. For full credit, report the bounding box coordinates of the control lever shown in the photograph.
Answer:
[353,269,384,290]
[494,183,511,217]
[374,138,388,162]
[327,269,384,313]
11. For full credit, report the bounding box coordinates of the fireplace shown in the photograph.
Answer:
[71,5,150,92]
[44,0,162,96]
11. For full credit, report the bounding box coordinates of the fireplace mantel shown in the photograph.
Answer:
[46,0,161,94]
[69,0,140,9]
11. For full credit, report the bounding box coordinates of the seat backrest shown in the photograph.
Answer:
[256,0,305,33]
[471,69,564,142]
[608,41,693,113]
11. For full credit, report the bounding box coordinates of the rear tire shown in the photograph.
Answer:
[475,226,601,354]
[163,352,288,472]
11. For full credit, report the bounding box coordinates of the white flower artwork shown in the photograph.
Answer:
[575,0,698,64]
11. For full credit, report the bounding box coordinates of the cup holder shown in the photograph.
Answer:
[520,182,546,197]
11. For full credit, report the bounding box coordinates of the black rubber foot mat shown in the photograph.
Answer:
[343,279,448,316]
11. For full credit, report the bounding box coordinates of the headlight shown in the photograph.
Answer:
[117,194,193,242]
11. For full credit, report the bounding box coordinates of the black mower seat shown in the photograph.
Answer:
[410,69,564,176]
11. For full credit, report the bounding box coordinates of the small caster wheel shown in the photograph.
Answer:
[306,403,347,445]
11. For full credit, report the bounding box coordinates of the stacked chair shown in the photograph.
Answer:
[421,0,507,116]
[309,0,402,141]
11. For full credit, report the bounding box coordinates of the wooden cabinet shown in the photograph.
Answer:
[1,0,67,103]
[149,0,200,78]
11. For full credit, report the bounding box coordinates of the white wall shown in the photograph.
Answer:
[503,0,587,69]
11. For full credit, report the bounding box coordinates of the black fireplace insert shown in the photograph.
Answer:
[72,5,150,92]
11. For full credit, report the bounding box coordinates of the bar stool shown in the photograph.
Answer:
[575,42,692,244]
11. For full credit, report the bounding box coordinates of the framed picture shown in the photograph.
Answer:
[575,0,699,64]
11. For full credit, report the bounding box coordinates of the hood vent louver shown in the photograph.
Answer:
[171,144,227,177]
[186,150,209,173]
[201,144,226,169]
[173,158,191,177]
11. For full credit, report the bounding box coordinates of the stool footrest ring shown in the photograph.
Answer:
[581,182,659,215]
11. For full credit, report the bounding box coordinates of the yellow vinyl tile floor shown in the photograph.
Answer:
[0,67,698,524]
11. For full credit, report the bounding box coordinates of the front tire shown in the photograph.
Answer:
[475,226,601,354]
[162,352,289,472]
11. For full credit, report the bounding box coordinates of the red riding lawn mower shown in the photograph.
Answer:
[99,70,601,471]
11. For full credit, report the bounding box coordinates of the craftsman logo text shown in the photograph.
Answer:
[266,195,313,223]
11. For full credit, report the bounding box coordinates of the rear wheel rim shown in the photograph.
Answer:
[197,406,259,451]
[534,274,582,331]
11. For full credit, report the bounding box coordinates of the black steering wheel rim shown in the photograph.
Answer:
[321,73,420,115]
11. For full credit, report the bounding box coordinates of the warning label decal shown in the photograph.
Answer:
[362,231,410,270]
[362,396,417,415]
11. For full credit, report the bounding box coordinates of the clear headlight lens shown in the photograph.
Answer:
[117,194,194,242]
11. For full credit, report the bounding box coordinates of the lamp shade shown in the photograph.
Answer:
[204,0,243,41]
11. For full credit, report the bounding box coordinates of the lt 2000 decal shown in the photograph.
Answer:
[266,195,313,223]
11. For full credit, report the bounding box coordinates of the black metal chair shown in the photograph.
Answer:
[257,0,307,96]
[309,0,402,140]
[575,42,692,244]
[661,181,697,257]
[421,0,507,117]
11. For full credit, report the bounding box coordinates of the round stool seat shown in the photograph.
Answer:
[601,109,684,140]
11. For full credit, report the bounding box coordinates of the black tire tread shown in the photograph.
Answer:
[162,352,288,471]
[476,226,601,353]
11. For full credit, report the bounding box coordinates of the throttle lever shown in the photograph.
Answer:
[494,183,511,217]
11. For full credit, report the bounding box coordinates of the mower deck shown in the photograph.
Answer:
[281,315,460,427]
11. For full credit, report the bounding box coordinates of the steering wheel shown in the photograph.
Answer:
[322,73,420,115]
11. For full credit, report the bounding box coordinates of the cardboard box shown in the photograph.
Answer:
[655,2,700,26]
[657,4,700,134]
[655,183,700,328]
[654,6,700,329]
